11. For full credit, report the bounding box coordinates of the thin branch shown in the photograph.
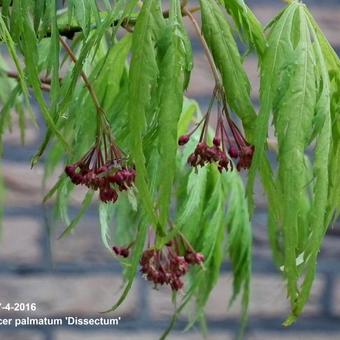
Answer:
[4,70,51,92]
[59,36,117,143]
[183,7,222,87]
[59,37,102,113]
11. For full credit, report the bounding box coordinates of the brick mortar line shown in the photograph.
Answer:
[321,273,336,317]
[0,259,339,275]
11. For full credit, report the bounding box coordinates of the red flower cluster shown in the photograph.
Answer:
[178,89,254,172]
[140,244,204,291]
[187,140,229,173]
[65,141,135,203]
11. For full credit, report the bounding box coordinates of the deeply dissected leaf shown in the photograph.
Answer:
[222,170,252,324]
[127,0,161,232]
[177,167,208,242]
[248,2,334,323]
[283,5,332,324]
[99,202,114,251]
[304,10,340,224]
[247,3,297,216]
[157,0,190,229]
[58,190,94,239]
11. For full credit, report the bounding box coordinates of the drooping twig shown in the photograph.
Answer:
[59,37,102,114]
[183,7,222,88]
[3,70,51,92]
[59,37,116,142]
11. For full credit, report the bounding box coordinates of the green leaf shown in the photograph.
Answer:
[247,2,333,323]
[99,202,114,251]
[284,5,332,324]
[18,2,71,152]
[0,85,21,152]
[247,2,297,214]
[68,0,92,37]
[304,9,340,223]
[177,98,198,137]
[222,170,252,328]
[177,167,208,243]
[276,5,317,309]
[157,0,189,229]
[0,15,35,126]
[1,0,12,25]
[33,0,46,33]
[127,0,161,233]
[58,1,133,119]
[46,0,60,123]
[93,34,132,110]
[222,0,266,56]
[200,0,256,135]
[58,191,94,239]
[43,175,66,204]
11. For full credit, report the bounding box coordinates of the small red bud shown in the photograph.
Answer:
[213,137,221,147]
[178,135,190,146]
[113,246,130,258]
[228,145,239,159]
[65,165,76,177]
[100,186,118,203]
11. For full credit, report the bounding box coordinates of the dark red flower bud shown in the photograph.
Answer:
[218,157,229,173]
[187,153,198,167]
[65,165,76,177]
[213,137,221,147]
[228,145,239,159]
[71,173,83,185]
[99,186,118,203]
[112,246,130,258]
[178,135,190,146]
[243,145,255,157]
[170,277,184,291]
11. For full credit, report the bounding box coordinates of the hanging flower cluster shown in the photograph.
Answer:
[178,88,254,172]
[65,131,135,203]
[140,241,204,291]
[113,236,204,291]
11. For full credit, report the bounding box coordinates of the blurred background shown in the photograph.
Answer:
[1,0,340,339]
